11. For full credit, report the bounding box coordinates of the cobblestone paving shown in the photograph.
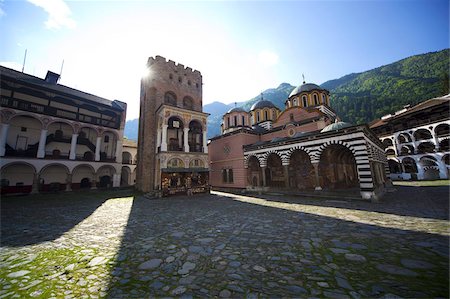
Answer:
[1,187,449,298]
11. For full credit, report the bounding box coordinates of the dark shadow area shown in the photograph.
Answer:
[106,192,449,298]
[228,185,449,220]
[0,189,135,247]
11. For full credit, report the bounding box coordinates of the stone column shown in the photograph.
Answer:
[95,136,101,161]
[31,173,39,194]
[0,123,10,157]
[91,178,97,189]
[113,173,121,187]
[438,161,448,179]
[37,129,48,158]
[183,128,190,152]
[312,162,322,191]
[261,166,267,187]
[156,128,161,151]
[283,165,290,188]
[115,139,122,163]
[203,131,208,154]
[161,125,168,152]
[66,174,72,191]
[69,133,78,160]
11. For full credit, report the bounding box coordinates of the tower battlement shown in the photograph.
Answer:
[147,56,201,78]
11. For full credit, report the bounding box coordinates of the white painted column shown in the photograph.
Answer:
[0,123,10,156]
[156,128,161,151]
[161,125,168,152]
[37,129,48,158]
[203,131,208,154]
[69,133,78,160]
[183,128,189,152]
[113,173,121,187]
[438,161,448,179]
[95,136,101,161]
[115,139,122,163]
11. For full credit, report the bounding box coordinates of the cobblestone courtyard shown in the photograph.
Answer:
[1,186,449,298]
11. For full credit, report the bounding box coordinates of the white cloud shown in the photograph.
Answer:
[258,50,279,67]
[27,0,76,29]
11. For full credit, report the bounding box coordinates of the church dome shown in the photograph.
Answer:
[289,83,326,98]
[321,121,353,132]
[227,107,246,113]
[251,100,276,111]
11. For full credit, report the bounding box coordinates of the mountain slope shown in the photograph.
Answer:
[322,49,449,124]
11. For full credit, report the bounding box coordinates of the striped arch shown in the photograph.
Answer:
[285,146,313,165]
[244,154,264,168]
[313,140,357,162]
[261,150,282,167]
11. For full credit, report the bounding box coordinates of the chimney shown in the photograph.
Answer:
[44,71,60,84]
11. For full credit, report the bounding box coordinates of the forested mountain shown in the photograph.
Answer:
[124,49,449,140]
[323,49,449,124]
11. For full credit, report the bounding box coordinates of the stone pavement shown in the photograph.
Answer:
[0,186,449,298]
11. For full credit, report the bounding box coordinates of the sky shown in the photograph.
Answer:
[0,0,448,120]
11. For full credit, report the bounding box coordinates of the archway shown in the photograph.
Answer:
[319,144,358,190]
[121,166,131,186]
[0,163,36,194]
[46,121,74,159]
[417,142,435,154]
[266,153,284,188]
[288,150,313,190]
[39,164,69,192]
[388,159,402,174]
[439,139,449,152]
[122,151,132,164]
[435,123,450,137]
[78,127,97,160]
[397,133,412,144]
[247,156,262,187]
[97,165,116,188]
[188,120,203,152]
[382,138,393,147]
[400,145,414,156]
[419,156,440,180]
[167,117,184,151]
[6,115,42,157]
[72,164,95,189]
[414,129,432,141]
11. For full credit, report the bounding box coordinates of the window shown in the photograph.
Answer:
[256,112,260,123]
[169,74,173,80]
[265,110,269,120]
[272,110,276,119]
[21,127,27,132]
[234,116,237,126]
[227,117,230,128]
[302,96,308,107]
[242,116,245,126]
[188,80,191,86]
[222,168,234,183]
[290,113,294,122]
[293,99,298,106]
[178,77,182,83]
[313,94,319,105]
[104,135,109,143]
[322,94,326,104]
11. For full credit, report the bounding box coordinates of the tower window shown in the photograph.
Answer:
[242,115,245,126]
[313,94,319,105]
[188,80,191,86]
[234,116,238,126]
[227,117,230,128]
[264,110,269,120]
[178,77,182,83]
[322,94,326,103]
[302,96,308,107]
[256,112,260,123]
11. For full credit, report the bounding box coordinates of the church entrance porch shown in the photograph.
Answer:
[161,169,209,196]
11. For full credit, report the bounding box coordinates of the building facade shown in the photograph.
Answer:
[136,56,209,196]
[0,66,127,195]
[370,95,450,180]
[209,82,388,201]
[121,138,137,187]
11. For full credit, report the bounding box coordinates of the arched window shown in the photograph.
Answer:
[313,94,319,105]
[256,111,260,123]
[234,115,238,126]
[293,99,298,106]
[183,96,194,109]
[242,115,245,126]
[227,117,230,128]
[302,96,308,107]
[164,92,177,106]
[264,110,269,120]
[104,135,109,143]
[272,109,276,120]
[322,94,326,104]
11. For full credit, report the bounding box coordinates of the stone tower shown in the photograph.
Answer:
[137,56,209,194]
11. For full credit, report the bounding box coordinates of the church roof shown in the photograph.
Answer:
[227,107,246,113]
[250,100,277,110]
[321,121,353,133]
[289,82,326,98]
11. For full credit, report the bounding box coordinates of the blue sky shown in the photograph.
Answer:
[1,0,448,120]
